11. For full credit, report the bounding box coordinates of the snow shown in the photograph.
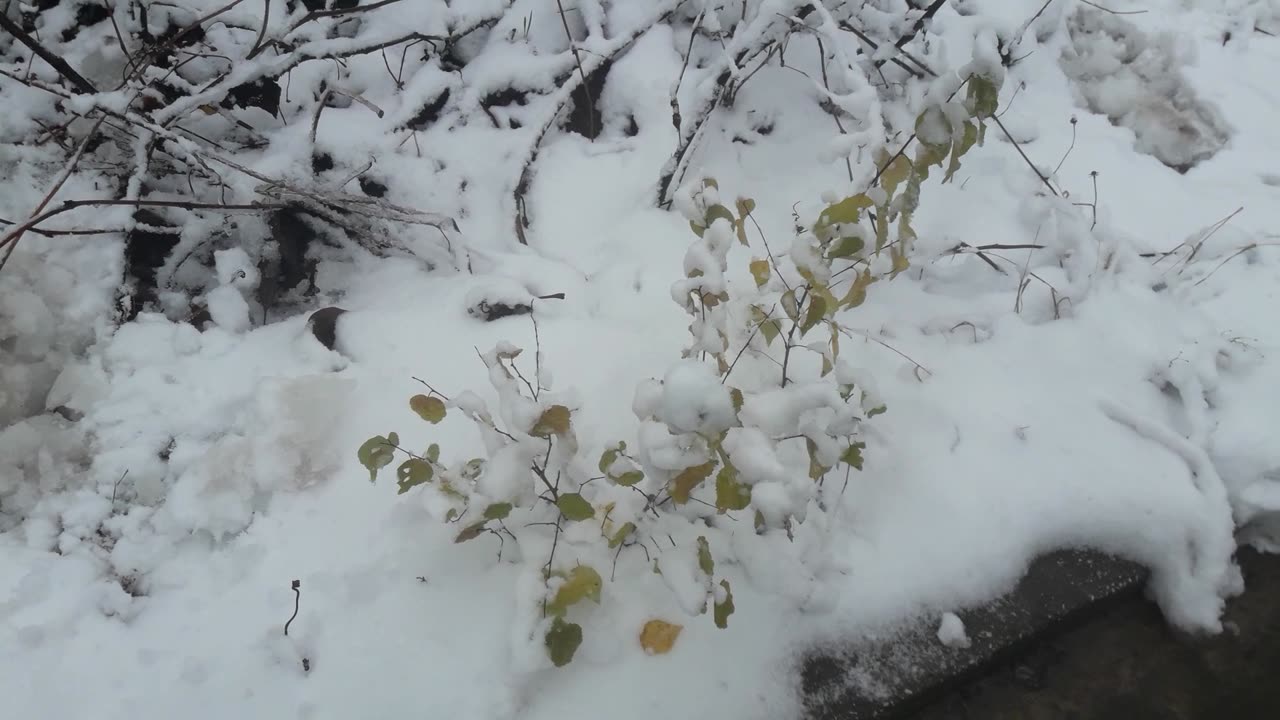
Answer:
[4,1,1280,719]
[936,612,971,650]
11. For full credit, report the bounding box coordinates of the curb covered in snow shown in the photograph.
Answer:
[800,549,1147,719]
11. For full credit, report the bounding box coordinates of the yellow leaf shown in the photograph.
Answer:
[749,258,771,288]
[841,269,877,309]
[670,461,716,504]
[409,394,447,424]
[879,155,912,196]
[639,619,683,655]
[531,405,572,437]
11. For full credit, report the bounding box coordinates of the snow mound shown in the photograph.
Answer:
[1060,8,1230,172]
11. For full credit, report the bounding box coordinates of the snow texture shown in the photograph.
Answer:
[936,612,971,650]
[3,1,1280,719]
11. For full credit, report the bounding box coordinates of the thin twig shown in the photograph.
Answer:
[0,115,109,271]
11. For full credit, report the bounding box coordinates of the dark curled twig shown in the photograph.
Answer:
[284,579,301,635]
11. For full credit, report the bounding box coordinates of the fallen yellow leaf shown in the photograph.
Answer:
[639,619,683,655]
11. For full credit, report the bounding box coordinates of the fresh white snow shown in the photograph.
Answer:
[4,1,1280,719]
[936,612,970,650]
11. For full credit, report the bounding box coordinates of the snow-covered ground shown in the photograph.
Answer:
[4,1,1280,718]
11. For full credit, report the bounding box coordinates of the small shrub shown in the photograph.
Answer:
[360,70,1004,667]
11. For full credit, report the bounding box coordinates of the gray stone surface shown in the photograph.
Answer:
[801,549,1148,720]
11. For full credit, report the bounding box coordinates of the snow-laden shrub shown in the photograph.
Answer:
[360,70,1005,668]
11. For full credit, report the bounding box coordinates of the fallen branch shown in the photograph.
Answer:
[0,12,97,94]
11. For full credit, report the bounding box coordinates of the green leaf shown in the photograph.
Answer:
[759,316,781,347]
[841,442,866,470]
[532,405,572,437]
[358,434,398,482]
[557,493,595,521]
[828,236,865,259]
[396,458,433,493]
[548,565,603,615]
[454,521,488,543]
[801,295,827,334]
[749,258,771,288]
[598,447,619,475]
[483,502,513,520]
[409,395,447,424]
[690,221,706,238]
[545,617,583,667]
[670,461,716,504]
[426,443,440,462]
[613,470,644,487]
[968,74,1000,118]
[608,521,637,548]
[714,579,735,629]
[715,464,751,511]
[816,194,875,230]
[696,536,714,577]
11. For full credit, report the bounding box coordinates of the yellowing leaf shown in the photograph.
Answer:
[880,154,912,196]
[396,458,433,494]
[714,580,735,629]
[729,387,745,414]
[841,269,877,309]
[548,565,603,615]
[715,464,751,511]
[781,290,799,322]
[639,619,683,655]
[735,197,756,217]
[409,395,447,424]
[557,493,595,521]
[816,194,875,230]
[735,219,749,246]
[670,461,716,504]
[944,120,979,183]
[454,521,488,543]
[696,536,714,576]
[532,405,572,437]
[545,617,583,667]
[749,258,771,287]
[608,521,637,548]
[801,295,827,334]
[806,438,827,480]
